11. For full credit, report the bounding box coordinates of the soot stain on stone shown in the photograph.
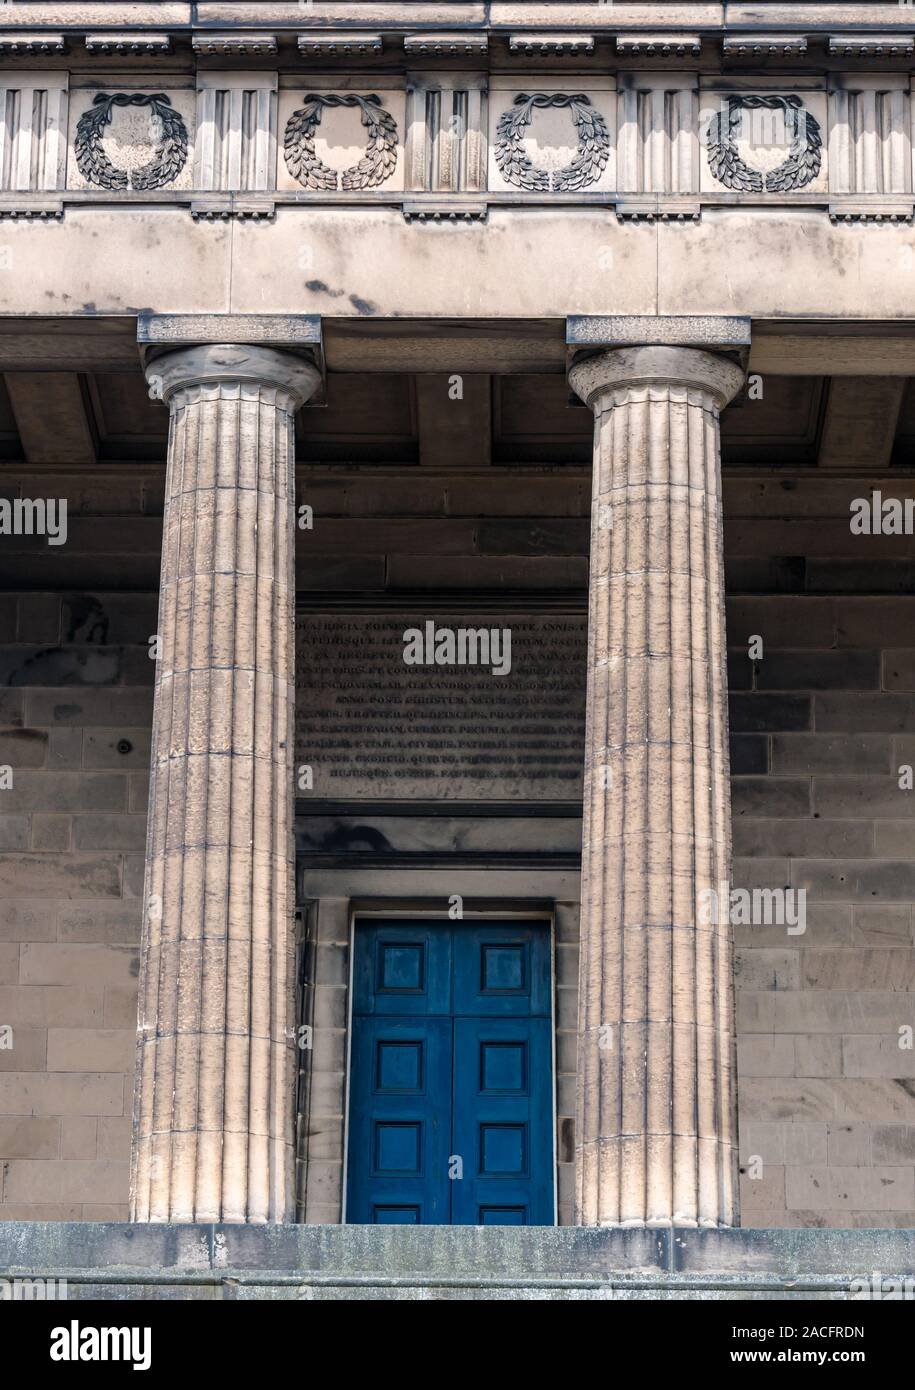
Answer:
[8,648,118,687]
[299,824,393,854]
[64,594,108,644]
[305,279,344,298]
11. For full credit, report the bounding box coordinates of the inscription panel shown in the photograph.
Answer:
[295,612,586,801]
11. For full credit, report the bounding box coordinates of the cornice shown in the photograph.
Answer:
[5,4,915,65]
[7,5,915,36]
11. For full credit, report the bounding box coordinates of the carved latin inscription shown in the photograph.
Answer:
[295,613,587,800]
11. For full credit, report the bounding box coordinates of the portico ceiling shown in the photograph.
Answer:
[2,361,914,470]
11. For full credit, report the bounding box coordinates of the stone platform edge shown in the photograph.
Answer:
[0,1224,913,1300]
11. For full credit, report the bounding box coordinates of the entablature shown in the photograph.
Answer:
[3,6,915,220]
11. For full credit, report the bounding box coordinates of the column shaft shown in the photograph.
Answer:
[131,345,320,1223]
[570,346,744,1228]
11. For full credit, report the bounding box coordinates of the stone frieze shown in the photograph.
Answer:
[0,65,912,222]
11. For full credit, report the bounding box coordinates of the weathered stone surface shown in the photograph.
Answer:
[61,1116,98,1161]
[570,345,744,1228]
[3,1159,129,1205]
[0,1073,124,1117]
[25,690,154,727]
[48,1029,135,1074]
[0,1222,910,1299]
[770,734,892,775]
[0,853,121,899]
[20,944,137,988]
[131,345,321,1224]
[0,772,125,814]
[0,1117,59,1160]
[0,985,104,1028]
[729,693,812,733]
[30,816,71,852]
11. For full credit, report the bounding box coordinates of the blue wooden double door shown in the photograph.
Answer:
[346,919,554,1226]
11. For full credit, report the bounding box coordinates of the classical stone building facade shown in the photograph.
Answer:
[1,1,915,1297]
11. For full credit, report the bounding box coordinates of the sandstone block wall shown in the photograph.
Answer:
[0,491,156,1216]
[727,476,915,1228]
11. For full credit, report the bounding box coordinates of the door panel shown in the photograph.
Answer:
[346,919,554,1225]
[352,920,452,1016]
[453,922,551,1017]
[451,1016,554,1225]
[347,1016,452,1224]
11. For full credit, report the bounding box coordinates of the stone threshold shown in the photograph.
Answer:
[0,1224,912,1300]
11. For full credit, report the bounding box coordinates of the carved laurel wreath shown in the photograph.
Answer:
[707,95,822,193]
[284,93,398,190]
[495,93,610,192]
[75,93,188,191]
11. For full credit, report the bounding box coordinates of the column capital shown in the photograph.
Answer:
[568,344,746,413]
[144,342,322,410]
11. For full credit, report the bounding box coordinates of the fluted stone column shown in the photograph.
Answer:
[131,344,321,1223]
[569,344,745,1228]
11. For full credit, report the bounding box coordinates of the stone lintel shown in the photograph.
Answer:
[328,319,565,375]
[0,317,139,371]
[748,328,915,376]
